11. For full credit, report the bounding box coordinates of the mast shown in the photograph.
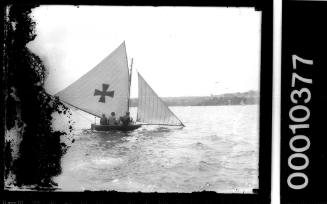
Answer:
[127,58,133,112]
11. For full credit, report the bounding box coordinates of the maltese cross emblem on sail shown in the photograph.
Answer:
[94,83,114,103]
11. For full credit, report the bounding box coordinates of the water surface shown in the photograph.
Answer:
[54,105,259,193]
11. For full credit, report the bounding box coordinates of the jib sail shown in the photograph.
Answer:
[137,73,184,126]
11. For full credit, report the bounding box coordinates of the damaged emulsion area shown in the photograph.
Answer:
[4,4,74,190]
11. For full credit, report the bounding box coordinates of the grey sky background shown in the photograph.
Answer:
[28,6,261,98]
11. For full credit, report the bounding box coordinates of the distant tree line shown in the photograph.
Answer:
[130,90,259,107]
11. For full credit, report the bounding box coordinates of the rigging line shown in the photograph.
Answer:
[146,77,150,122]
[47,94,99,123]
[52,95,100,118]
[138,73,142,122]
[155,91,159,124]
[125,43,132,113]
[150,84,154,123]
[74,108,94,123]
[138,123,184,127]
[136,68,140,122]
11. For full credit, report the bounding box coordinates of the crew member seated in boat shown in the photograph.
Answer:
[120,111,132,126]
[108,112,118,125]
[100,114,108,125]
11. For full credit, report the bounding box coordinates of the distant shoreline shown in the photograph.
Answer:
[130,90,259,107]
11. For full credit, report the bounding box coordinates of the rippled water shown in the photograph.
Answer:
[54,105,259,193]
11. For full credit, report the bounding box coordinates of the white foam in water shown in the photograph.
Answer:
[67,160,89,171]
[92,157,124,167]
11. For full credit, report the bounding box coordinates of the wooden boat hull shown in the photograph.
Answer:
[91,124,142,131]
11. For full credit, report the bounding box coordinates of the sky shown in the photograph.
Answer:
[28,6,261,98]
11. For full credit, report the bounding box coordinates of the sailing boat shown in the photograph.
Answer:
[55,42,184,131]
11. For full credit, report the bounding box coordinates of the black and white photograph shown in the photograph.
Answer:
[3,4,270,200]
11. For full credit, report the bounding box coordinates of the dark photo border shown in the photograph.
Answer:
[281,1,327,203]
[1,0,272,203]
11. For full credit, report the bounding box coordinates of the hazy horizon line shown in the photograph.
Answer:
[130,89,259,99]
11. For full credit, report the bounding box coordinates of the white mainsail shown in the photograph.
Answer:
[55,42,130,118]
[137,73,184,126]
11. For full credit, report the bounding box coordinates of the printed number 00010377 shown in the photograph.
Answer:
[287,55,313,190]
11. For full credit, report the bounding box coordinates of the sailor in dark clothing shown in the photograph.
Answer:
[100,114,108,125]
[120,112,132,126]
